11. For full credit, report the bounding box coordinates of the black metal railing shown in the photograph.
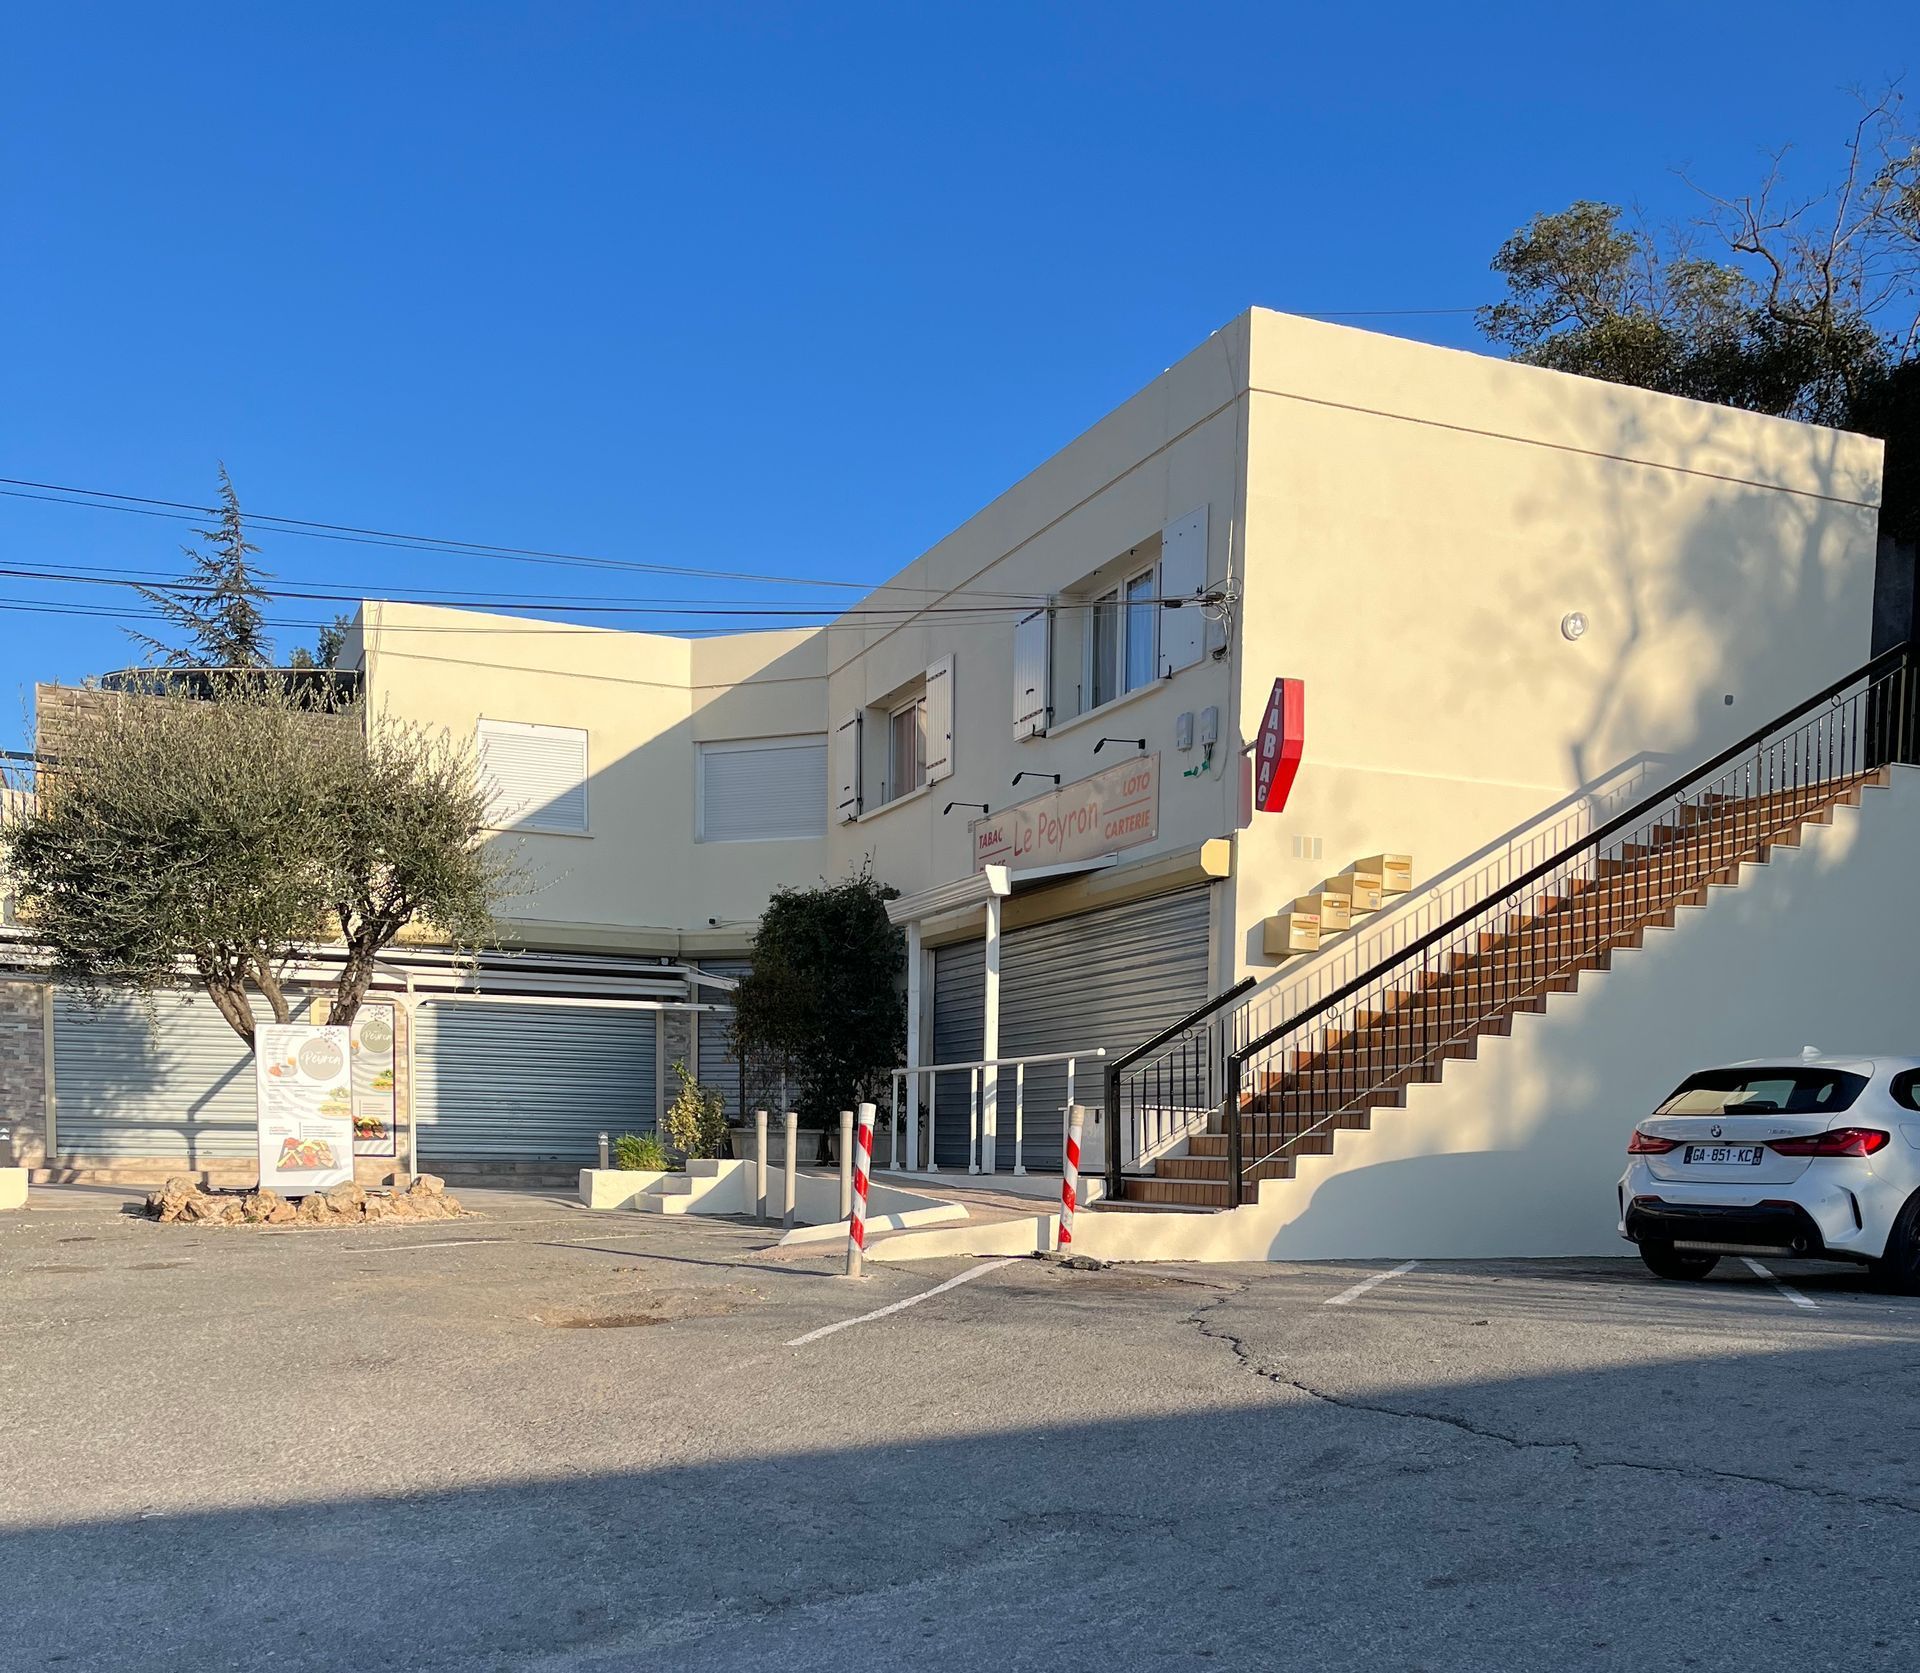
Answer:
[1103,977,1255,1201]
[1212,646,1914,1206]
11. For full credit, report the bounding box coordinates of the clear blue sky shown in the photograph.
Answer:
[2,2,1911,749]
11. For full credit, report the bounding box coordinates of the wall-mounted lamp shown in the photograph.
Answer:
[706,915,750,928]
[1010,771,1060,788]
[942,800,989,816]
[1093,736,1146,755]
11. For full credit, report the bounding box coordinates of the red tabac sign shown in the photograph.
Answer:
[1254,678,1304,814]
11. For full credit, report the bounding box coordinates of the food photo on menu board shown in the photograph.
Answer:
[350,1003,398,1157]
[254,1024,355,1193]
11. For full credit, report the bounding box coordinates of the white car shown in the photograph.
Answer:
[1619,1052,1920,1290]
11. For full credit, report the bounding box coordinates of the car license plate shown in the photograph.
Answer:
[1684,1144,1764,1166]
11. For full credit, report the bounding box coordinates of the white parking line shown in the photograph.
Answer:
[786,1258,1022,1346]
[1324,1260,1421,1306]
[1742,1256,1818,1310]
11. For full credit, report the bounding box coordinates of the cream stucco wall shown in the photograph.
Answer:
[1229,310,1885,979]
[821,317,1249,926]
[357,601,826,953]
[1075,767,1920,1263]
[353,309,1886,989]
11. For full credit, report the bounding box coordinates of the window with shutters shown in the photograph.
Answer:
[1051,507,1210,724]
[696,736,828,842]
[846,654,954,818]
[476,719,590,834]
[887,697,927,803]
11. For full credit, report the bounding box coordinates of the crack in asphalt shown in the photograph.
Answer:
[1183,1284,1920,1520]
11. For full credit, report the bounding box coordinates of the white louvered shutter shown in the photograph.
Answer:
[834,711,863,822]
[1157,507,1208,676]
[923,654,954,783]
[698,739,828,841]
[1013,607,1051,738]
[476,719,589,833]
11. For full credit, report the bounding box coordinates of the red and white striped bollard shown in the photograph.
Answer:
[845,1102,875,1278]
[1059,1106,1083,1256]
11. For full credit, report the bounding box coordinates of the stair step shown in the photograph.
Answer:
[1124,770,1890,1210]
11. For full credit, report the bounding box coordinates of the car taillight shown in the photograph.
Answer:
[1767,1128,1892,1158]
[1628,1130,1679,1154]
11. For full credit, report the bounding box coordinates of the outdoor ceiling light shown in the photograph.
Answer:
[1561,610,1589,642]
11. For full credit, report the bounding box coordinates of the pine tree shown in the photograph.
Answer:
[131,465,275,668]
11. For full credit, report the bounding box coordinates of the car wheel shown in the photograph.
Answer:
[1873,1194,1920,1295]
[1638,1241,1720,1281]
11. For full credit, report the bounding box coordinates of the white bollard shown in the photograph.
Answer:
[754,1109,769,1224]
[845,1102,875,1278]
[839,1110,854,1220]
[783,1110,799,1231]
[1059,1106,1084,1256]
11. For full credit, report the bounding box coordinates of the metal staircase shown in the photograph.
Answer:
[1105,648,1916,1210]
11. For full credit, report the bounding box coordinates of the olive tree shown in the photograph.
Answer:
[1,676,515,1043]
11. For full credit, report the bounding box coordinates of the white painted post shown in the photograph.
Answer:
[754,1108,769,1224]
[839,1110,854,1220]
[845,1102,875,1278]
[889,1079,899,1174]
[926,1069,940,1173]
[782,1110,799,1230]
[1012,1062,1026,1176]
[981,895,1001,1175]
[904,920,923,1171]
[968,1066,981,1175]
[1059,1106,1084,1256]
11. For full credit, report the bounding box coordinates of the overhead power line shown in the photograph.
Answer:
[0,558,1213,624]
[0,478,1052,604]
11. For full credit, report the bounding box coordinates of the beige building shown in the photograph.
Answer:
[4,309,1895,1209]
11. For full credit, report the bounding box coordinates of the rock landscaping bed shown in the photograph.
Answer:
[145,1173,466,1227]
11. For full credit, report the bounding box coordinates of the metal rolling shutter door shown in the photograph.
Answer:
[693,961,751,1124]
[997,886,1212,1172]
[414,1001,658,1163]
[929,940,984,1171]
[52,991,309,1165]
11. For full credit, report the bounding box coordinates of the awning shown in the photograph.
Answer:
[884,853,1122,929]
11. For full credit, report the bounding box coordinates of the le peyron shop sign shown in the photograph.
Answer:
[972,754,1160,871]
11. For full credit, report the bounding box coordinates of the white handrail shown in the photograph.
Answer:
[890,1048,1107,1176]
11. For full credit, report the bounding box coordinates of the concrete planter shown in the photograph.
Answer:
[577,1167,671,1211]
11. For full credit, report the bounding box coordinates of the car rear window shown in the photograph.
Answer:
[1655,1068,1867,1117]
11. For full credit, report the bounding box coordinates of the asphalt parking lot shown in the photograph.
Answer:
[6,1187,1920,1671]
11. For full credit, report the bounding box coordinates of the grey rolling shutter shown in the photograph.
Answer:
[693,960,752,1124]
[1157,508,1208,677]
[414,1001,657,1164]
[52,990,309,1165]
[923,655,954,783]
[996,886,1211,1171]
[1013,607,1052,738]
[834,711,863,822]
[699,740,828,841]
[477,720,589,834]
[929,940,985,1171]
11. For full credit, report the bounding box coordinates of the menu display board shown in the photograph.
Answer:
[350,1003,398,1157]
[255,1024,354,1193]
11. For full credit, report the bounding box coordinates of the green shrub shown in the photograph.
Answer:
[660,1060,727,1159]
[613,1131,669,1171]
